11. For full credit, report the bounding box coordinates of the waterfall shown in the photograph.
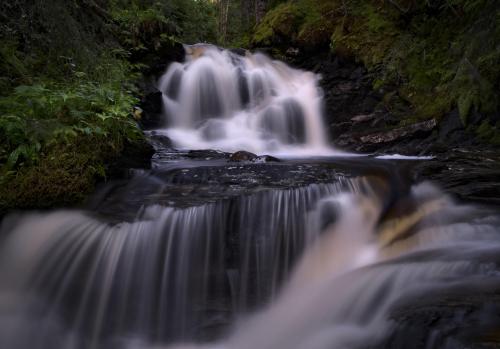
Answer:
[1,45,499,349]
[156,44,331,156]
[168,183,500,349]
[1,175,499,349]
[0,179,366,349]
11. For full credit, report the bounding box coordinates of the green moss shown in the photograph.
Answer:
[476,121,500,146]
[253,3,305,46]
[0,130,147,213]
[254,0,499,144]
[253,0,342,48]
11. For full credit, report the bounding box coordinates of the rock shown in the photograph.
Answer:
[186,149,230,160]
[351,113,376,123]
[414,148,500,205]
[438,109,465,141]
[148,132,172,148]
[359,119,437,145]
[228,151,280,163]
[131,40,185,77]
[138,91,164,130]
[253,155,281,163]
[229,48,248,56]
[107,139,155,179]
[229,150,258,162]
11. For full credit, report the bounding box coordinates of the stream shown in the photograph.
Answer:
[1,45,500,349]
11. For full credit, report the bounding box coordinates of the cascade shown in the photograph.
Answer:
[1,46,499,349]
[156,44,331,156]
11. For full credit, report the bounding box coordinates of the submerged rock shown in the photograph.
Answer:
[253,155,281,163]
[229,151,280,163]
[187,149,230,160]
[229,150,258,162]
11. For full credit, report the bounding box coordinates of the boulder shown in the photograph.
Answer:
[138,91,164,130]
[359,119,437,145]
[229,150,258,162]
[253,155,281,163]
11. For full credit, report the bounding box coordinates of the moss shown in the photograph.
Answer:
[253,0,341,49]
[251,0,500,146]
[0,129,148,215]
[252,3,305,46]
[476,121,500,146]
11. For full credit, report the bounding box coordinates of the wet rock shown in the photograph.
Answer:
[359,119,437,145]
[229,47,248,56]
[253,155,281,163]
[351,113,376,123]
[107,139,154,179]
[138,91,164,130]
[148,132,172,148]
[187,149,230,160]
[229,150,258,162]
[414,148,500,205]
[438,109,464,140]
[131,40,185,77]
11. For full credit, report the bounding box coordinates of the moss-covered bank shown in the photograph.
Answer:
[0,0,192,215]
[253,0,500,146]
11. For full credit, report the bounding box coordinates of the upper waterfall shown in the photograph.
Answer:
[156,44,332,155]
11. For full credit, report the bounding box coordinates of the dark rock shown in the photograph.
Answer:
[351,113,376,123]
[359,119,437,145]
[131,40,185,77]
[229,150,258,162]
[414,148,500,205]
[107,139,154,179]
[438,109,465,141]
[229,48,248,56]
[138,91,164,130]
[148,132,172,148]
[186,149,230,160]
[253,155,281,163]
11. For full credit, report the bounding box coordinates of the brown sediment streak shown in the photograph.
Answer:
[378,198,446,247]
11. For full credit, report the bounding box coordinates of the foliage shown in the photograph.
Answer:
[253,3,305,46]
[0,78,141,168]
[252,0,338,49]
[254,0,500,143]
[110,0,217,46]
[172,0,218,44]
[0,0,157,213]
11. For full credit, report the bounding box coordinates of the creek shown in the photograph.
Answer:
[1,45,499,349]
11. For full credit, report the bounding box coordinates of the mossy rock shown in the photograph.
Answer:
[253,3,305,47]
[0,132,152,216]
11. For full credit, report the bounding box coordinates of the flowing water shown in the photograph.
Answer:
[156,44,330,156]
[1,45,500,349]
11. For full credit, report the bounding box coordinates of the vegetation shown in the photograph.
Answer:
[1,0,498,212]
[253,0,500,139]
[0,0,218,213]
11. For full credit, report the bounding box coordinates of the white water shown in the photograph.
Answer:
[1,45,499,349]
[166,183,500,349]
[157,44,333,156]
